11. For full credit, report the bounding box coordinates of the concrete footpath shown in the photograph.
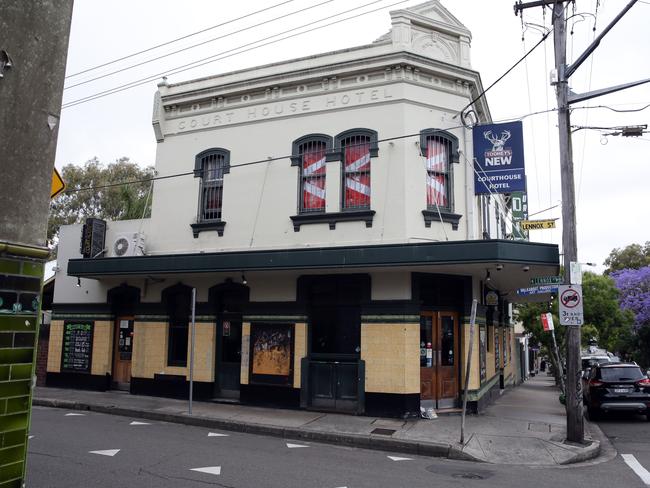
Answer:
[33,375,601,465]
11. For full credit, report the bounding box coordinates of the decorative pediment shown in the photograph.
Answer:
[374,0,472,68]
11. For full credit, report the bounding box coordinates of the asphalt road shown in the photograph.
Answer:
[592,411,650,485]
[25,406,650,488]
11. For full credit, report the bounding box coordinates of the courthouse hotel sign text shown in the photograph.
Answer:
[168,87,397,133]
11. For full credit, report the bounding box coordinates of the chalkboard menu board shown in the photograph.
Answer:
[61,321,94,373]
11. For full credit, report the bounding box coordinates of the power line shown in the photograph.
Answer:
[457,27,552,123]
[60,101,634,194]
[65,0,297,79]
[61,0,407,109]
[64,0,335,91]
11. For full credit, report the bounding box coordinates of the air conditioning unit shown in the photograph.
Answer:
[111,233,145,257]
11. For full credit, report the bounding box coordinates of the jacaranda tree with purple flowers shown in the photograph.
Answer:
[612,266,650,327]
[611,265,650,367]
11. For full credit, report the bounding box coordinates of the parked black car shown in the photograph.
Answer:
[584,363,650,420]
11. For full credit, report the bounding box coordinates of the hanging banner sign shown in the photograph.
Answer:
[473,121,526,194]
[520,219,556,230]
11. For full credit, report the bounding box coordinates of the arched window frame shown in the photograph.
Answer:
[191,148,230,237]
[334,129,378,211]
[291,134,334,214]
[419,129,462,230]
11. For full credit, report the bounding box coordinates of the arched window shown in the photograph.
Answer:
[194,148,230,222]
[420,130,459,210]
[419,129,461,230]
[335,129,378,210]
[291,134,333,213]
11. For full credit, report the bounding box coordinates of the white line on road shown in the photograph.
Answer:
[190,466,221,476]
[387,456,413,461]
[207,432,229,437]
[64,413,85,416]
[28,435,34,439]
[89,449,120,457]
[129,421,151,425]
[286,443,309,448]
[622,454,650,486]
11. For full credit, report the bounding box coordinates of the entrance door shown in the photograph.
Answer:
[217,316,242,397]
[113,318,133,390]
[420,311,459,409]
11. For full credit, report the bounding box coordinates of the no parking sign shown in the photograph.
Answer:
[559,285,584,326]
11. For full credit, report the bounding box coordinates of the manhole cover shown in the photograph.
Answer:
[370,428,396,436]
[426,465,494,480]
[452,473,485,480]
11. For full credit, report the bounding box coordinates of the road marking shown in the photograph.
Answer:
[190,466,221,476]
[286,443,309,448]
[387,456,413,461]
[622,454,650,485]
[65,413,85,416]
[28,435,35,439]
[207,432,229,437]
[129,421,151,425]
[89,449,120,457]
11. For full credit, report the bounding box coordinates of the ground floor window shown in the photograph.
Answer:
[162,283,192,367]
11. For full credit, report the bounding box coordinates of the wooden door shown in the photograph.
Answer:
[420,311,459,409]
[420,313,435,402]
[113,318,133,390]
[436,311,459,408]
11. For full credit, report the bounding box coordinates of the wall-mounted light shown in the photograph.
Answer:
[76,277,81,287]
[241,274,247,285]
[522,266,530,272]
[496,264,504,271]
[485,270,491,282]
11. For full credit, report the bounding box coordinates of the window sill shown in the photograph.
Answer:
[191,220,226,238]
[422,210,462,231]
[290,210,375,232]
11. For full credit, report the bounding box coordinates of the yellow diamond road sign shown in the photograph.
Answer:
[519,219,556,231]
[51,167,65,199]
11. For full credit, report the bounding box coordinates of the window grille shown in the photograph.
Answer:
[424,134,452,210]
[341,134,372,210]
[198,151,228,222]
[298,139,327,212]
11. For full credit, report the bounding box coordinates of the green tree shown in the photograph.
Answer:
[581,271,635,353]
[48,158,154,249]
[604,241,650,274]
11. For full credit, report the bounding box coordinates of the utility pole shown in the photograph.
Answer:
[514,0,648,444]
[0,1,74,486]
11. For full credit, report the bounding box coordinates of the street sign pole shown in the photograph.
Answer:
[0,3,74,486]
[460,299,478,445]
[188,288,197,415]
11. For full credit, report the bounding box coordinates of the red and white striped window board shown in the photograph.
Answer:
[300,140,327,212]
[343,136,371,209]
[426,137,450,209]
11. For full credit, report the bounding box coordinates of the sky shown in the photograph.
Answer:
[55,0,650,272]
